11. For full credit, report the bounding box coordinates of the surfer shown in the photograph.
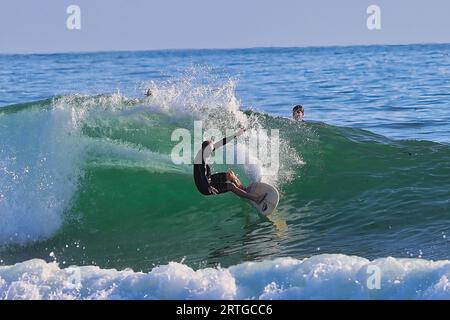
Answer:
[292,105,304,121]
[193,129,266,203]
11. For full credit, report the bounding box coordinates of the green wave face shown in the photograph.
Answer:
[1,91,449,271]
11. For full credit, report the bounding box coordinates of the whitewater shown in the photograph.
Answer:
[1,255,450,299]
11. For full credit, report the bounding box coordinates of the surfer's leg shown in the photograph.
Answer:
[228,183,265,203]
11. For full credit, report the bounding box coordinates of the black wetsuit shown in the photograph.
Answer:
[193,139,230,195]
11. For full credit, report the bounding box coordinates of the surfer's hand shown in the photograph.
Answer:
[235,128,246,137]
[208,186,219,195]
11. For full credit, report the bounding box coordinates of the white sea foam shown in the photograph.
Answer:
[0,103,86,245]
[1,254,450,300]
[0,93,139,245]
[144,75,303,187]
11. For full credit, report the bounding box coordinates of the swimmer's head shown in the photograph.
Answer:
[292,105,304,121]
[201,140,215,159]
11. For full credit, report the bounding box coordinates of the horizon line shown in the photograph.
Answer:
[1,41,449,56]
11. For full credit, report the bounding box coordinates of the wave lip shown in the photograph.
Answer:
[1,254,450,300]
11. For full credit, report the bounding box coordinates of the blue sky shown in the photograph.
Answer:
[1,0,449,53]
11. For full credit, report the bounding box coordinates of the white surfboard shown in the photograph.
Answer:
[247,182,280,216]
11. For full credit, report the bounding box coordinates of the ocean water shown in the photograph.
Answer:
[1,44,450,299]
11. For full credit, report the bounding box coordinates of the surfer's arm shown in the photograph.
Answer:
[213,128,246,150]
